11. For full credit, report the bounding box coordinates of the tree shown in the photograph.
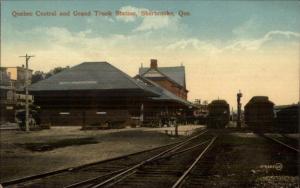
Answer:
[31,66,70,83]
[31,71,45,84]
[45,66,70,79]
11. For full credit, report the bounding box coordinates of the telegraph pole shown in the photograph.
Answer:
[20,54,34,132]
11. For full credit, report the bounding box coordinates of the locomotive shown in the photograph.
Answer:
[244,96,274,131]
[207,100,230,128]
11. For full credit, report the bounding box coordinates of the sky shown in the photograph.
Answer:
[1,0,299,109]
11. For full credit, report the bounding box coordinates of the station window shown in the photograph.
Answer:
[59,112,70,115]
[96,112,107,115]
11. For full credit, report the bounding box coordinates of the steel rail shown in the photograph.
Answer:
[172,136,218,188]
[64,168,125,188]
[263,134,299,153]
[158,139,211,160]
[89,130,209,188]
[280,134,298,142]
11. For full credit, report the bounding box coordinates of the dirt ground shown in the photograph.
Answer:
[0,125,202,182]
[188,130,299,187]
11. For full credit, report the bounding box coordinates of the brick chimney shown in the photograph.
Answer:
[150,59,158,69]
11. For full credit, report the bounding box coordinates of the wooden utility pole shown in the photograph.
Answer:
[19,54,34,132]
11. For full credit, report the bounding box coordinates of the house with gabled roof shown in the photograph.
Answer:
[134,74,194,126]
[139,59,188,100]
[136,59,196,126]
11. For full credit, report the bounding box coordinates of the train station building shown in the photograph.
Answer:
[28,61,194,128]
[29,62,159,128]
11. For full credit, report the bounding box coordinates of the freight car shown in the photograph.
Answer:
[275,104,299,133]
[207,100,230,128]
[244,96,274,131]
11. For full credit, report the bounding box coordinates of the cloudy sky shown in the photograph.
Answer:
[1,0,299,108]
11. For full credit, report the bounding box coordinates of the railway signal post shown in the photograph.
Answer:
[237,90,243,128]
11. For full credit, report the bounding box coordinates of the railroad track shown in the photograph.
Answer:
[2,128,211,188]
[259,133,299,153]
[280,134,299,144]
[66,133,217,188]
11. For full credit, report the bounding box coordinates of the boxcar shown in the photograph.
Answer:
[207,100,230,128]
[244,96,274,131]
[275,104,299,133]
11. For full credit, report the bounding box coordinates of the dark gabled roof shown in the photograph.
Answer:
[245,96,274,107]
[139,66,186,88]
[29,62,158,96]
[134,75,193,107]
[209,100,229,107]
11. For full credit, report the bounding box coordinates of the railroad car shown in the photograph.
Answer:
[207,100,230,128]
[244,96,274,131]
[275,104,299,133]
